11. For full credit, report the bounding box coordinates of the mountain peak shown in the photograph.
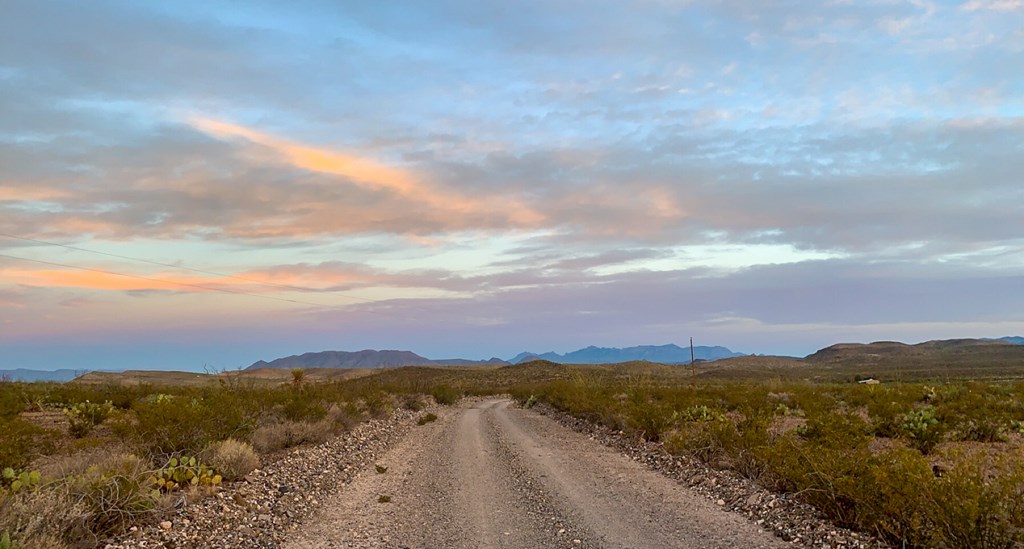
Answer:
[510,343,743,364]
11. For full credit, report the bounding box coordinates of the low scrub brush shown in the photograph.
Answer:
[202,439,259,481]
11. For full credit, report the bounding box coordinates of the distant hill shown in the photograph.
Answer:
[510,344,744,364]
[73,367,380,386]
[692,338,1024,382]
[991,336,1024,345]
[804,338,1020,363]
[0,368,85,382]
[247,350,507,370]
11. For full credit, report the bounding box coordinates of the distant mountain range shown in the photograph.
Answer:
[247,350,507,370]
[990,336,1024,345]
[4,337,1020,381]
[0,369,86,382]
[510,344,745,364]
[247,344,745,370]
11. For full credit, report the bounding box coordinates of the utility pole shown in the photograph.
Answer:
[690,337,695,376]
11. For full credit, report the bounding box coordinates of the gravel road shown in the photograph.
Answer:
[287,398,786,549]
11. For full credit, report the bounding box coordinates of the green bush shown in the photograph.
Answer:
[954,419,1006,443]
[361,391,393,418]
[926,450,1024,547]
[0,386,24,420]
[122,397,217,458]
[279,390,326,422]
[430,385,461,406]
[899,406,943,453]
[0,419,56,470]
[62,400,114,438]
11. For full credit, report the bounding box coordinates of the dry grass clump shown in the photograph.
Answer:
[251,420,334,453]
[202,439,259,481]
[326,403,360,431]
[1,451,161,548]
[67,452,161,538]
[0,487,87,549]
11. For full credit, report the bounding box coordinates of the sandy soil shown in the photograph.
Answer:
[287,398,785,549]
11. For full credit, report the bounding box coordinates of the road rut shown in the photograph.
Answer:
[287,398,785,548]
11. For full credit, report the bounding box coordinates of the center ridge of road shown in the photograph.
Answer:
[287,398,785,549]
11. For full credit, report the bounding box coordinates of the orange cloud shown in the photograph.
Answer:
[0,264,413,295]
[189,117,544,228]
[190,118,420,196]
[0,186,70,201]
[2,268,226,292]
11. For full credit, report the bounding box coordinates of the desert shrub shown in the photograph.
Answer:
[251,420,333,453]
[279,390,327,422]
[361,391,393,418]
[400,394,424,411]
[926,449,1024,547]
[0,419,57,470]
[122,397,213,458]
[68,453,159,537]
[795,410,870,444]
[852,447,935,544]
[620,395,668,442]
[0,486,87,549]
[202,439,259,481]
[0,386,24,420]
[666,411,771,478]
[759,436,877,529]
[326,402,361,431]
[954,419,1007,443]
[430,385,461,406]
[898,406,943,453]
[62,400,114,438]
[124,393,255,459]
[679,404,724,423]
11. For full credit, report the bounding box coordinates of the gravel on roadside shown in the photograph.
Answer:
[102,406,433,549]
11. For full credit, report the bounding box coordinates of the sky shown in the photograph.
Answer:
[1,0,1023,371]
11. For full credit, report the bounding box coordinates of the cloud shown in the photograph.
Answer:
[1,267,230,293]
[2,0,1024,366]
[190,117,545,229]
[0,288,26,309]
[962,0,1023,11]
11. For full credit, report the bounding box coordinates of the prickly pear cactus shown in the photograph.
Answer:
[149,456,222,494]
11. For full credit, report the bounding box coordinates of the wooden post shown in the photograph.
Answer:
[690,337,695,376]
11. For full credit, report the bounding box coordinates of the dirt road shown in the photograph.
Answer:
[287,398,786,548]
